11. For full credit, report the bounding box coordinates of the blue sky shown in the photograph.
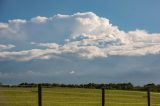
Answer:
[0,0,160,85]
[1,0,160,32]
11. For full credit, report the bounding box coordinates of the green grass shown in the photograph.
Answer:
[0,87,160,106]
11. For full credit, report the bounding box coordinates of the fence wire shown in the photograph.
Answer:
[106,90,160,106]
[0,87,160,106]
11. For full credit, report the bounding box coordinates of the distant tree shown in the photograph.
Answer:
[0,82,2,85]
[15,82,160,92]
[144,83,157,91]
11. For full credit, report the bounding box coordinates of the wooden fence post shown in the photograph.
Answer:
[102,88,105,106]
[147,88,150,106]
[38,84,42,106]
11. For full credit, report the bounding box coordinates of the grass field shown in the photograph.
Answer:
[0,87,160,106]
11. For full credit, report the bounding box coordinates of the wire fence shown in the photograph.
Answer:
[0,85,160,106]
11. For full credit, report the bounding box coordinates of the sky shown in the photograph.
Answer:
[0,0,160,85]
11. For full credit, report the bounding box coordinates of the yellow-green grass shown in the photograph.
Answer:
[0,87,160,106]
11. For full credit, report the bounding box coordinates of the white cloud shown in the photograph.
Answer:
[32,42,61,49]
[69,71,75,74]
[127,30,160,43]
[0,12,160,61]
[0,19,27,40]
[31,16,48,23]
[8,19,27,24]
[0,48,61,61]
[0,44,15,51]
[0,23,8,29]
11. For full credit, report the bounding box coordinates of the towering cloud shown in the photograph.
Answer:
[0,12,160,61]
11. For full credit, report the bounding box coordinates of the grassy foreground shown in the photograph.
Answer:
[0,87,160,106]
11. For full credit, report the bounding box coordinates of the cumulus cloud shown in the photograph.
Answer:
[31,16,48,23]
[0,12,160,61]
[0,19,27,40]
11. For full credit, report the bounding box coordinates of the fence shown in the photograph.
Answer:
[0,84,160,106]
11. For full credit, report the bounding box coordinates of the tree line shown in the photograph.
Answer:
[0,82,160,92]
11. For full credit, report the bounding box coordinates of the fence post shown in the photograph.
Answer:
[102,88,105,106]
[147,88,150,106]
[38,84,42,106]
